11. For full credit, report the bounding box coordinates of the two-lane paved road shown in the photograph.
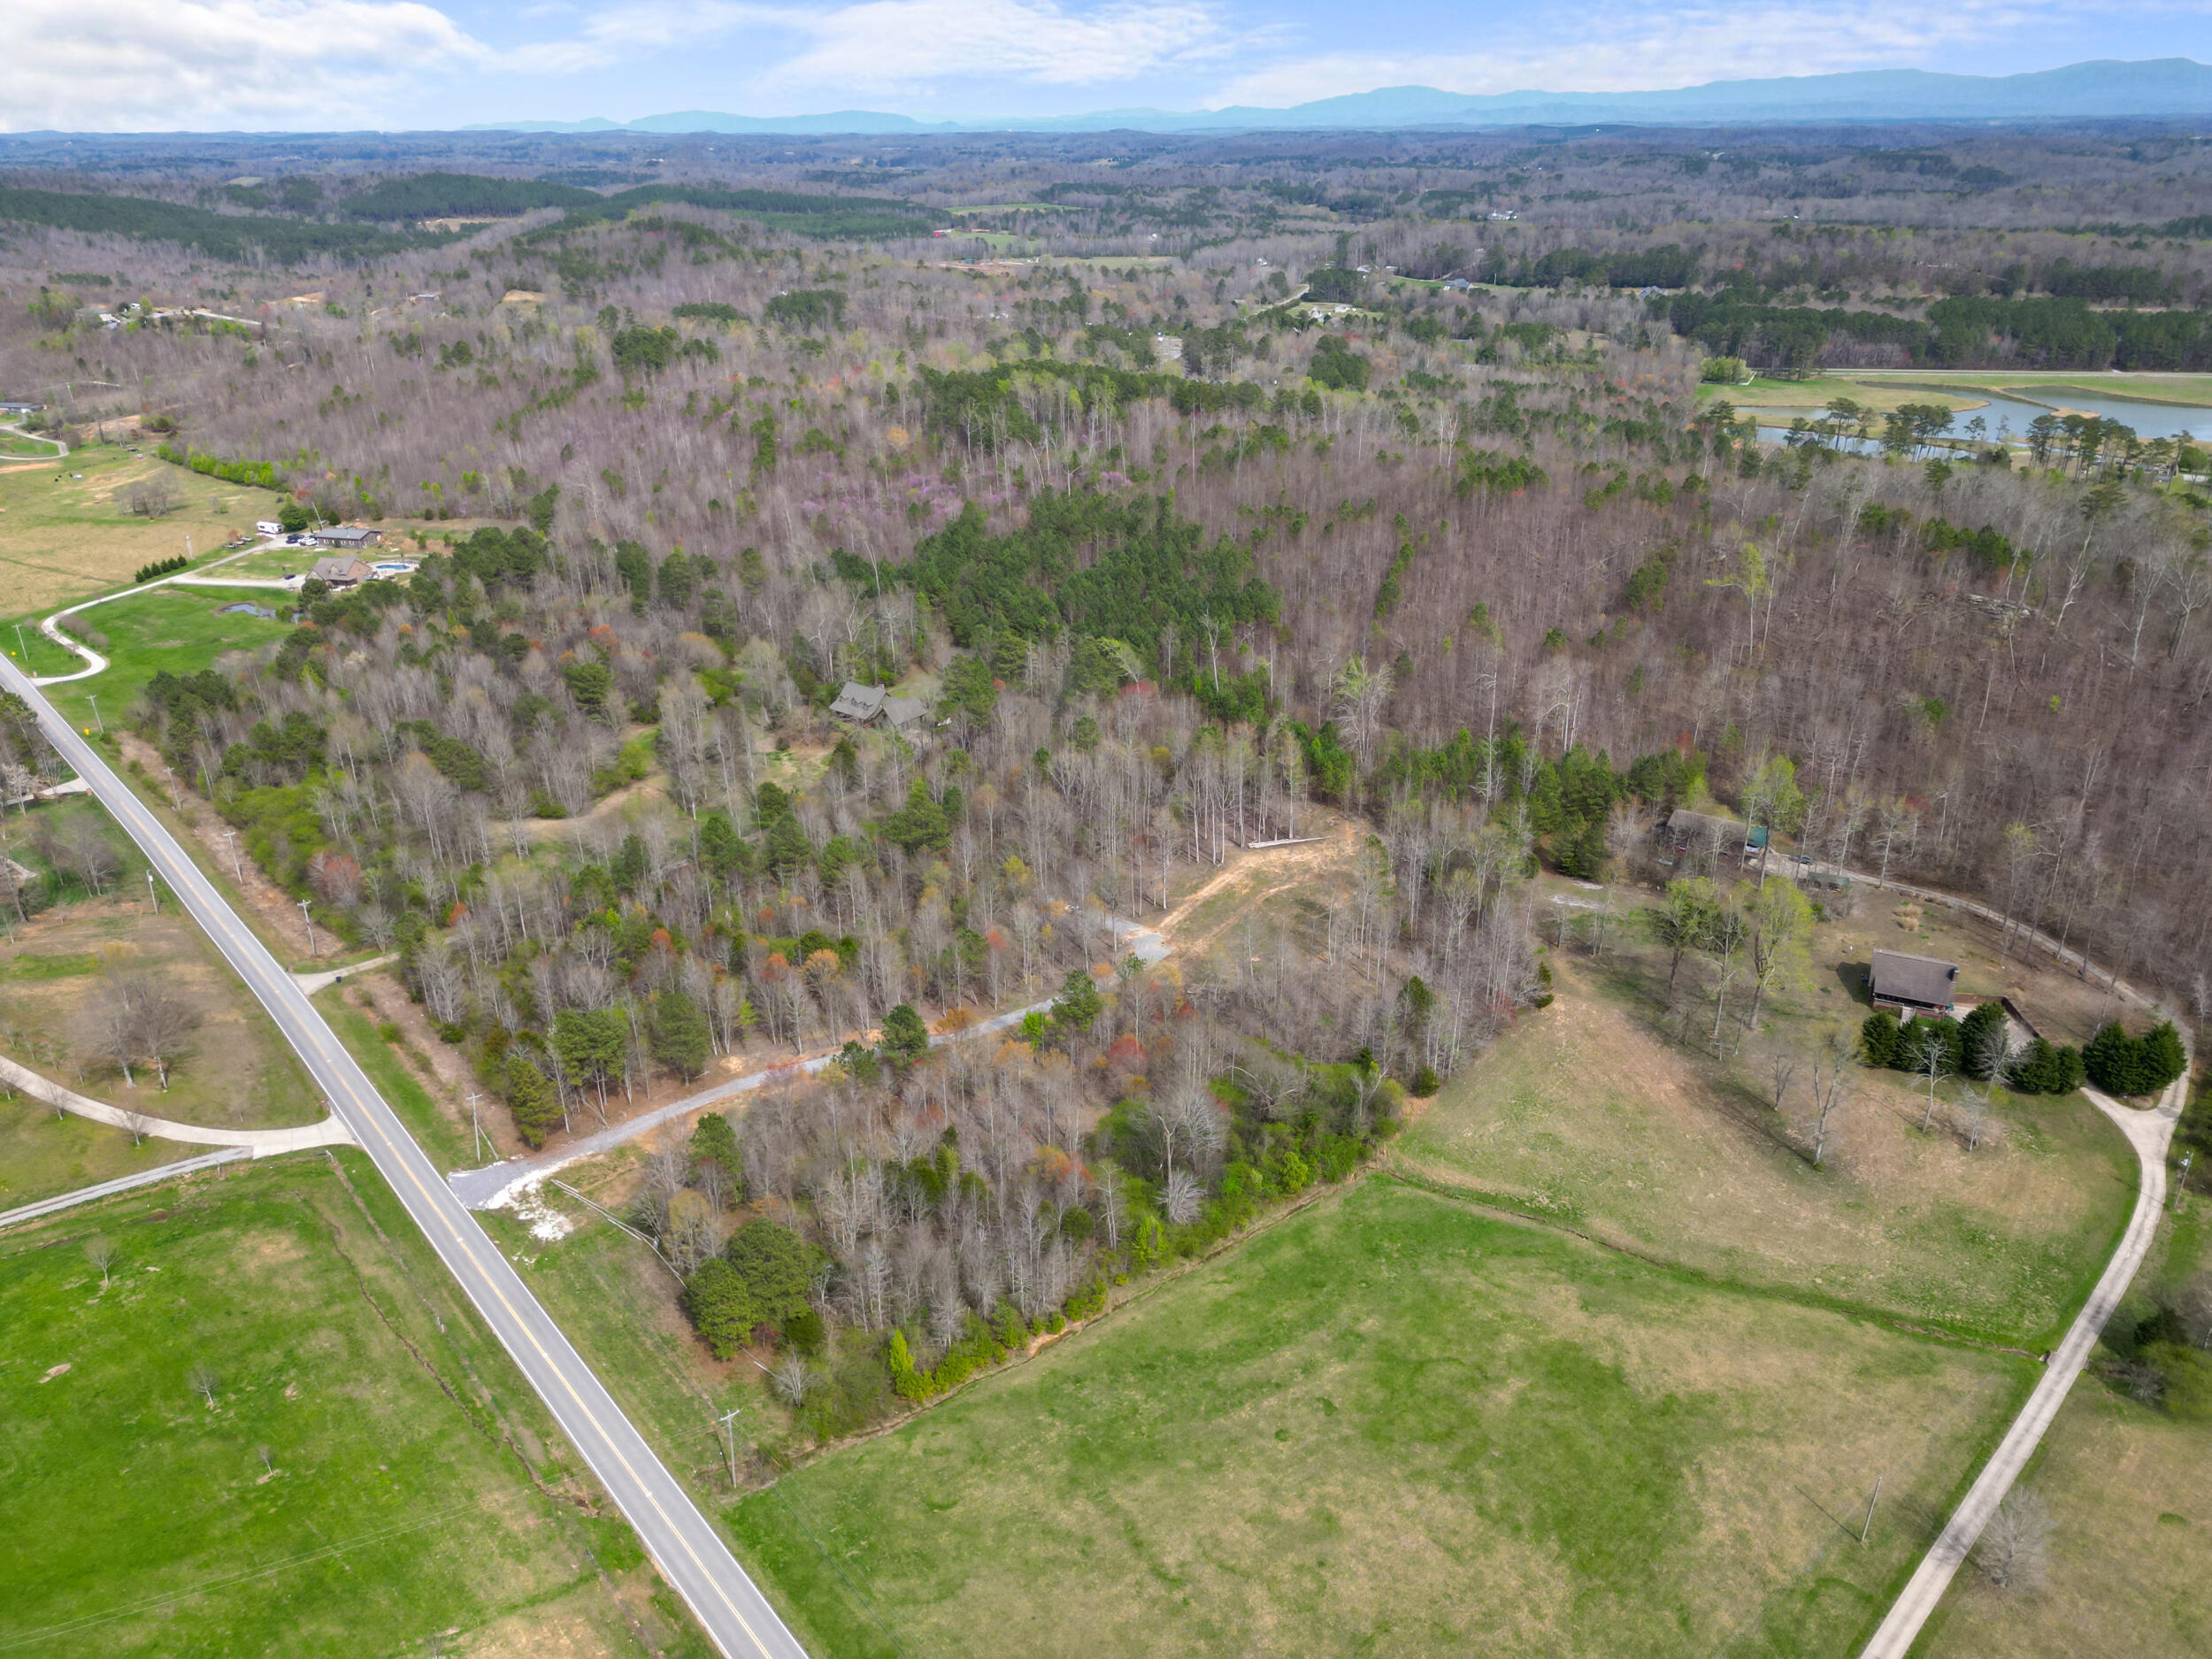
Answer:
[0,657,806,1659]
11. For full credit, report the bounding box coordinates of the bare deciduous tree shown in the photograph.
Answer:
[187,1361,220,1407]
[1808,1036,1853,1169]
[84,1233,116,1286]
[1975,1487,2054,1591]
[772,1353,813,1407]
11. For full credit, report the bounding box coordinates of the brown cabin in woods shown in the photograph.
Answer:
[830,682,928,734]
[1868,949,1959,1017]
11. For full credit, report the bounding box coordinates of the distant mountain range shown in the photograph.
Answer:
[465,58,2212,137]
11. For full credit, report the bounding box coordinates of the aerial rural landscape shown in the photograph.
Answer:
[4,15,2212,1657]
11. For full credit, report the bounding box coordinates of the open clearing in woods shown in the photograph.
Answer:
[727,1179,2030,1659]
[1400,934,2136,1349]
[0,1152,712,1658]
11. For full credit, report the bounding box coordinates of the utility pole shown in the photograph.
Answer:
[2175,1150,2193,1210]
[717,1405,744,1488]
[297,898,316,956]
[221,828,242,880]
[1859,1473,1884,1545]
[465,1091,487,1161]
[88,695,103,734]
[11,623,26,662]
[146,870,159,913]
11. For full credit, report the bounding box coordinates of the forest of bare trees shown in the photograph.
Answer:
[6,126,2212,1417]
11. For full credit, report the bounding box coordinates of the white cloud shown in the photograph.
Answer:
[1207,2,2042,109]
[0,0,487,130]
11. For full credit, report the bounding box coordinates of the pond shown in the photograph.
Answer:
[1741,385,2212,451]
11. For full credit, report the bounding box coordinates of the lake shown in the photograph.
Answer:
[1741,384,2212,450]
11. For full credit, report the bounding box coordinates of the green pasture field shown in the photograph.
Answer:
[1695,375,1985,413]
[730,1178,2032,1659]
[23,584,294,729]
[1847,368,2212,408]
[0,1094,201,1214]
[0,443,280,616]
[0,1151,704,1657]
[1400,931,2137,1350]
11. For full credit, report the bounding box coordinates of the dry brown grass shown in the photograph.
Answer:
[0,447,280,615]
[1398,944,2137,1346]
[0,888,324,1130]
[1927,1382,2212,1657]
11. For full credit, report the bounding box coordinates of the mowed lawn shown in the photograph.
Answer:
[30,584,294,731]
[0,1153,656,1657]
[732,1179,2032,1659]
[1397,956,2137,1349]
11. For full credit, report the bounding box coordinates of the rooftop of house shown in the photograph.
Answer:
[1869,948,1960,1008]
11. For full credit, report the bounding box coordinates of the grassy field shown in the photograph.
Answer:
[1698,375,1988,414]
[0,445,281,616]
[1923,1193,2212,1658]
[728,1179,2031,1659]
[1848,368,2212,408]
[0,798,325,1135]
[1401,900,2138,1348]
[23,585,296,730]
[1700,370,2212,417]
[0,1094,202,1213]
[0,1150,709,1658]
[4,620,84,678]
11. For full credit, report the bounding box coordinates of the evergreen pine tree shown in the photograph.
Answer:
[1862,1010,1903,1069]
[880,1002,931,1062]
[650,990,712,1079]
[505,1056,561,1148]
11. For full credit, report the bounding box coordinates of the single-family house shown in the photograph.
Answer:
[310,555,373,588]
[829,681,889,722]
[879,695,928,734]
[1868,949,1959,1017]
[311,524,382,550]
[830,682,931,735]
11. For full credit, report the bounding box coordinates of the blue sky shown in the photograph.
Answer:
[3,1,2207,133]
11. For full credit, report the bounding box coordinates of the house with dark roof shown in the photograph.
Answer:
[830,682,931,735]
[879,695,927,733]
[310,555,374,588]
[1868,949,1959,1017]
[311,524,382,550]
[829,681,888,722]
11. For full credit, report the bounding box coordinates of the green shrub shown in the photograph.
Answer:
[2085,1020,2188,1097]
[2009,1037,2085,1094]
[680,1219,822,1357]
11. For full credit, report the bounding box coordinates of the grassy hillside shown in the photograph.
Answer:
[729,1179,2031,1659]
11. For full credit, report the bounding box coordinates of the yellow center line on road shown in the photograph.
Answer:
[13,679,787,1659]
[301,1002,777,1659]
